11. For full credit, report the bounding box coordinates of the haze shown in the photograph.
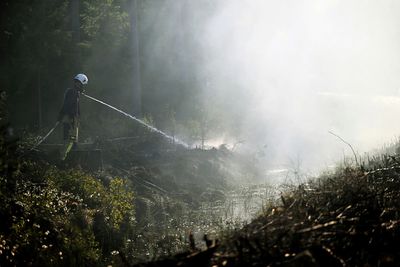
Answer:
[145,0,400,171]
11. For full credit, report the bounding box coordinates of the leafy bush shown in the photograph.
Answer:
[0,130,135,266]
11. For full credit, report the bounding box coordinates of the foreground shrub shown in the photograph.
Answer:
[0,141,135,266]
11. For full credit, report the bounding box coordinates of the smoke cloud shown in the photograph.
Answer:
[196,0,400,170]
[141,1,400,172]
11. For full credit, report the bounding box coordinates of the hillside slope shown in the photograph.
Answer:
[0,122,264,266]
[138,154,400,267]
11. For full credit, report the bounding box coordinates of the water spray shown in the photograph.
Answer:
[82,93,189,148]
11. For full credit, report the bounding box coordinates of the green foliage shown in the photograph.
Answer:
[44,168,135,244]
[2,182,100,266]
[107,177,135,229]
[47,168,107,208]
[0,161,136,266]
[81,0,130,43]
[0,104,135,267]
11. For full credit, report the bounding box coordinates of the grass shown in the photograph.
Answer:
[6,109,400,266]
[209,156,400,266]
[132,146,400,266]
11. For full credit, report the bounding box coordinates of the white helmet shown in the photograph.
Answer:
[74,73,88,85]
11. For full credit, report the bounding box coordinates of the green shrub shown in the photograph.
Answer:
[0,148,135,266]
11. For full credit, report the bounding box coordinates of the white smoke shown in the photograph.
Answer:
[196,0,400,170]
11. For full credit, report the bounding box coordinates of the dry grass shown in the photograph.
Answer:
[211,158,400,266]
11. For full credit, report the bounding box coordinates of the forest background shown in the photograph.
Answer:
[1,0,226,148]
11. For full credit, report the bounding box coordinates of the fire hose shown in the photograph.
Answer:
[30,121,60,151]
[28,92,188,152]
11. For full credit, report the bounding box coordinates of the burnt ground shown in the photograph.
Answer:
[34,136,400,266]
[132,155,400,267]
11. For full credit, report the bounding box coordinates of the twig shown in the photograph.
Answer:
[328,131,359,166]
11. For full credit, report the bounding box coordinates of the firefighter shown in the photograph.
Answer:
[58,73,88,160]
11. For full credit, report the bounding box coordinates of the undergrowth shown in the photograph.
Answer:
[210,158,400,266]
[0,124,135,266]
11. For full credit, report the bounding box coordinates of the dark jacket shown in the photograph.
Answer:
[58,88,80,120]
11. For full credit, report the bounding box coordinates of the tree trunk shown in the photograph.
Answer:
[129,0,142,117]
[37,70,42,131]
[70,0,81,68]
